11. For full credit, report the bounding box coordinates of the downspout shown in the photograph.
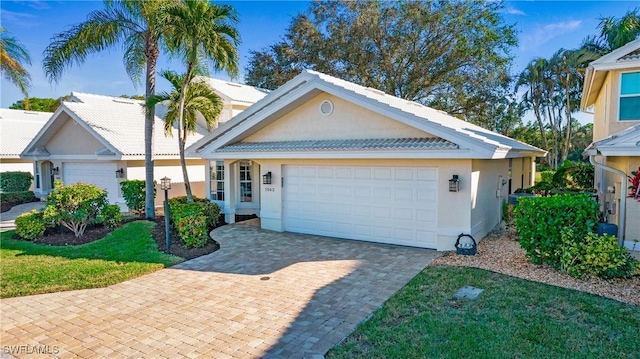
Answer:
[588,151,626,246]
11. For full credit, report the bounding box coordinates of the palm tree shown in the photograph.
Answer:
[582,8,640,54]
[147,71,223,195]
[1,27,31,108]
[516,58,550,155]
[42,0,172,219]
[162,0,240,202]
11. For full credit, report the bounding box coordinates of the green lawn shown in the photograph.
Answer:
[327,266,640,359]
[0,221,182,298]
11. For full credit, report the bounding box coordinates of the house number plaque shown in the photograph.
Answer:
[265,187,276,192]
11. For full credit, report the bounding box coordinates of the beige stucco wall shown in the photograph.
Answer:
[230,158,472,251]
[471,159,510,241]
[46,116,104,155]
[244,93,432,142]
[592,68,640,142]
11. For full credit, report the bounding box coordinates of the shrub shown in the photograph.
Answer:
[0,171,33,192]
[558,228,637,279]
[0,191,36,206]
[98,204,122,229]
[514,193,599,266]
[168,197,221,248]
[120,180,154,214]
[43,182,108,237]
[15,210,46,240]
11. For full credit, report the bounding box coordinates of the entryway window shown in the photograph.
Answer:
[34,161,40,189]
[620,71,640,121]
[209,161,224,201]
[239,160,252,202]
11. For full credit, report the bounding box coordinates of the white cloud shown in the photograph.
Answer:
[521,20,582,51]
[506,6,526,16]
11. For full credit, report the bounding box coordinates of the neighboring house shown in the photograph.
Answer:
[582,38,640,249]
[187,70,545,251]
[20,92,208,207]
[197,77,270,125]
[0,109,51,174]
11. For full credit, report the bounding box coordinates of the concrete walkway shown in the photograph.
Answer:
[0,219,440,358]
[0,201,45,232]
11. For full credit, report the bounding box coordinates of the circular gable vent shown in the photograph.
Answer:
[319,100,334,116]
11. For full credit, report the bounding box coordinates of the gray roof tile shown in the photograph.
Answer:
[217,137,458,152]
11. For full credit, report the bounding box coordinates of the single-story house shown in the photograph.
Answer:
[187,70,546,250]
[0,109,52,174]
[581,38,640,248]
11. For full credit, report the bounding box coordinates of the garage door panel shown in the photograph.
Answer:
[63,162,119,202]
[284,165,438,249]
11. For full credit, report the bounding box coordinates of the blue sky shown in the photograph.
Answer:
[1,0,638,125]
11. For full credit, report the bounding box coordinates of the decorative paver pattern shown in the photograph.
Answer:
[1,219,440,358]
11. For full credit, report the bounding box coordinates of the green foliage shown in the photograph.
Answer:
[514,194,599,265]
[120,180,154,214]
[558,228,637,279]
[0,171,33,191]
[43,182,108,237]
[168,196,221,248]
[98,204,122,229]
[9,97,58,112]
[520,161,595,196]
[1,27,31,99]
[14,210,46,240]
[539,171,555,184]
[0,191,36,206]
[245,1,518,129]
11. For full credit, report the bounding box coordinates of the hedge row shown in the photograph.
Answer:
[1,191,37,206]
[0,171,32,192]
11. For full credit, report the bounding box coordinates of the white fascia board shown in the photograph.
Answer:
[37,155,119,161]
[21,104,69,156]
[591,61,640,71]
[596,147,640,157]
[201,149,483,160]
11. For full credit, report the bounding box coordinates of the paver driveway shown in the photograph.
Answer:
[1,220,440,358]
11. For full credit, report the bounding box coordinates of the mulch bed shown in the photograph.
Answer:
[22,216,220,261]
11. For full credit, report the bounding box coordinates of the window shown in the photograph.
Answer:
[34,161,40,189]
[620,72,640,121]
[209,161,224,201]
[239,160,252,202]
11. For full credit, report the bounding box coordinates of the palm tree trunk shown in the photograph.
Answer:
[562,80,572,162]
[177,62,194,203]
[144,38,159,218]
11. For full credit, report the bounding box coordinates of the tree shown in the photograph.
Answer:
[1,27,31,108]
[147,71,223,196]
[244,0,517,124]
[161,0,240,202]
[42,0,173,219]
[582,8,640,54]
[9,97,58,112]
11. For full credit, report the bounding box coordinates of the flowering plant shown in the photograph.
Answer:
[629,167,640,201]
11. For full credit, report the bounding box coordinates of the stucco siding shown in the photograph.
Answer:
[471,159,509,242]
[125,159,206,182]
[47,117,105,155]
[243,93,433,143]
[593,69,640,142]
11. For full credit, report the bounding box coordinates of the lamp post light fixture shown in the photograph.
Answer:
[160,177,171,251]
[449,175,460,192]
[262,171,272,185]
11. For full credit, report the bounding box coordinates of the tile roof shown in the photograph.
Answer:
[216,137,458,152]
[0,109,51,158]
[60,92,206,157]
[197,77,270,104]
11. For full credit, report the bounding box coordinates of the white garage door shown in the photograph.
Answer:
[283,165,438,248]
[63,162,120,201]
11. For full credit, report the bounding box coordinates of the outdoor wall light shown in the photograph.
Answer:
[262,171,272,185]
[160,176,172,190]
[449,175,460,192]
[115,168,124,179]
[51,167,59,175]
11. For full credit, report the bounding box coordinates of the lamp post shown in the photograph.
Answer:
[160,177,171,251]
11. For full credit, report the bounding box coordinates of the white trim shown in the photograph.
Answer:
[618,70,640,122]
[259,210,281,220]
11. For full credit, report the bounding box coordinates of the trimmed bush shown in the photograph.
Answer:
[0,191,36,206]
[558,228,637,279]
[98,204,122,229]
[43,182,108,237]
[15,210,46,240]
[120,180,154,214]
[514,193,599,266]
[168,197,221,248]
[0,171,32,192]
